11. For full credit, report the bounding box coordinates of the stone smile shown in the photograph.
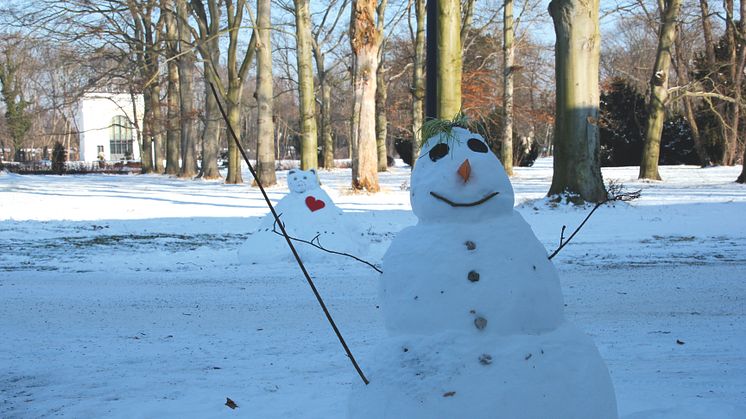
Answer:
[429,191,500,207]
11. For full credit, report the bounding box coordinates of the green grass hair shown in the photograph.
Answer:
[419,112,470,148]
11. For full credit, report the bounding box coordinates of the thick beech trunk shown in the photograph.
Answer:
[411,0,425,163]
[255,0,276,186]
[163,0,181,175]
[437,0,461,119]
[501,0,514,176]
[176,0,197,178]
[548,0,607,203]
[295,0,318,170]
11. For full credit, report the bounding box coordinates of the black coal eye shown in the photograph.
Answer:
[468,138,488,153]
[428,143,449,161]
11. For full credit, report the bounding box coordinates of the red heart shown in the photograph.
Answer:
[305,196,326,212]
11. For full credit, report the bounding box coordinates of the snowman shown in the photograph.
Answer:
[348,126,618,419]
[238,168,366,264]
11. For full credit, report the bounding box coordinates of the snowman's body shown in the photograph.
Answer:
[348,128,618,419]
[239,169,366,264]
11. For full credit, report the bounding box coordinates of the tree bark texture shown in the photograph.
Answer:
[699,0,716,67]
[200,75,222,179]
[350,0,381,192]
[255,0,277,186]
[294,0,318,170]
[141,86,155,172]
[411,0,425,163]
[437,0,462,119]
[639,0,681,180]
[501,0,514,176]
[314,48,335,169]
[198,2,222,180]
[548,0,607,203]
[176,0,198,178]
[723,0,746,166]
[149,83,165,173]
[163,0,181,175]
[376,60,388,172]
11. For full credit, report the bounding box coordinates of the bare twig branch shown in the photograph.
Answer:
[548,182,641,260]
[270,215,383,274]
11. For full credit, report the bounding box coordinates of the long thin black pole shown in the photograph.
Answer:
[425,0,439,120]
[209,83,369,385]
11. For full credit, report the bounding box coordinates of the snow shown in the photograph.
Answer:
[1,158,745,418]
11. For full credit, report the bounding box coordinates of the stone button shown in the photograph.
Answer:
[474,316,487,330]
[467,270,479,282]
[465,240,476,250]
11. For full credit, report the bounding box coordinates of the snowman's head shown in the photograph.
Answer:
[411,127,514,222]
[287,168,320,194]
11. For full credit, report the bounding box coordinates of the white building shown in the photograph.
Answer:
[76,92,144,162]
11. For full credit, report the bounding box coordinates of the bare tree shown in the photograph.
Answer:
[309,0,349,169]
[189,0,222,179]
[639,0,682,180]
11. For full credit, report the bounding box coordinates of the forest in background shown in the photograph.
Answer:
[0,0,745,189]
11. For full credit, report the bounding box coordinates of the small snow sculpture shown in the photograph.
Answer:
[238,169,366,264]
[348,126,618,419]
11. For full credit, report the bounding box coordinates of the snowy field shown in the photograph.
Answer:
[1,158,745,418]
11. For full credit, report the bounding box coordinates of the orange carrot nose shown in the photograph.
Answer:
[458,159,471,183]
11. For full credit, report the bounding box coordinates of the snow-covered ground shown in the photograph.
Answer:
[1,158,744,418]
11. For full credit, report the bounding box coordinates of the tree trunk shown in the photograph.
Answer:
[294,0,318,170]
[639,0,682,180]
[222,0,256,185]
[721,0,738,165]
[723,0,746,166]
[166,62,181,175]
[321,77,334,168]
[312,41,334,169]
[150,83,165,173]
[141,86,155,172]
[376,54,388,172]
[225,84,244,184]
[411,0,425,163]
[200,75,222,179]
[255,0,276,186]
[501,0,514,176]
[199,17,222,180]
[350,0,380,192]
[738,141,746,181]
[548,0,606,203]
[699,0,716,67]
[163,0,181,175]
[437,0,462,119]
[176,0,198,179]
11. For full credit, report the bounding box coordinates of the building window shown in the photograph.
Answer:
[110,115,133,160]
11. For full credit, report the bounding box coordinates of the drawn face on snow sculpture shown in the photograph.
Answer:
[287,168,320,194]
[410,127,515,222]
